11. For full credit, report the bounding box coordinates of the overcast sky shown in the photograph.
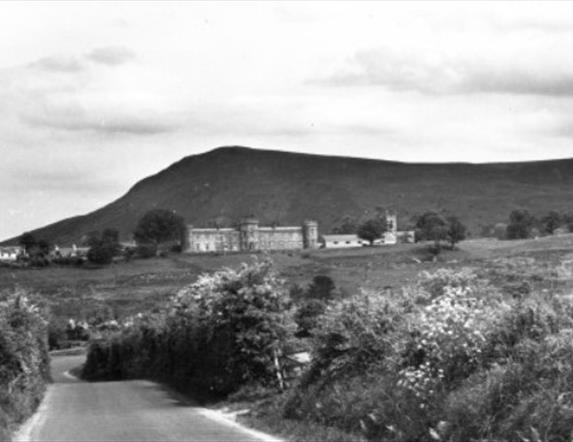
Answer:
[2,1,573,240]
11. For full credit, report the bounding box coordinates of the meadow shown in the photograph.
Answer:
[3,234,573,333]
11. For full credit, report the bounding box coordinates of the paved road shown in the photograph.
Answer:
[15,354,280,442]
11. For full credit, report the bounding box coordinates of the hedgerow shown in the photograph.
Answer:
[83,258,295,397]
[0,290,50,441]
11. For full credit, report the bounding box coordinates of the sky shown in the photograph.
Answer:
[2,1,573,240]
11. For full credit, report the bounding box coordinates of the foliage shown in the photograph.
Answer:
[283,268,573,442]
[135,243,157,259]
[18,232,51,266]
[331,216,358,234]
[507,209,536,239]
[540,210,562,235]
[294,299,326,338]
[83,258,295,396]
[414,211,450,248]
[446,216,467,248]
[563,212,573,232]
[0,291,50,441]
[87,243,115,265]
[293,275,337,337]
[18,232,37,253]
[357,218,387,245]
[86,229,121,265]
[414,211,469,251]
[134,209,185,246]
[174,258,295,389]
[306,275,336,301]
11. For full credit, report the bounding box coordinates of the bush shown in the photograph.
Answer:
[283,269,573,441]
[0,291,50,440]
[294,299,326,337]
[136,243,157,259]
[83,258,296,397]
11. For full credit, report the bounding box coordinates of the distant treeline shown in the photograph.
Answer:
[481,209,573,239]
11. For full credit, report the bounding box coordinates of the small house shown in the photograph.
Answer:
[0,246,23,261]
[320,234,366,248]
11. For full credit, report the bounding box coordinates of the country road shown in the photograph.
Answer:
[14,354,282,442]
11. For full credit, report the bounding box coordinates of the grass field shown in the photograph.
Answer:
[3,234,573,323]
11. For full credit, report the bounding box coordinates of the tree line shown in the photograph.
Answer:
[16,209,186,267]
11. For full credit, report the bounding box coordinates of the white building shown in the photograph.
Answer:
[0,246,23,261]
[320,212,415,249]
[320,234,367,248]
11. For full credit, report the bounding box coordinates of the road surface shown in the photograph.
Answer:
[15,354,281,442]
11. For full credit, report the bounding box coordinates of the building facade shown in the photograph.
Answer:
[320,212,415,249]
[0,246,23,261]
[183,219,318,253]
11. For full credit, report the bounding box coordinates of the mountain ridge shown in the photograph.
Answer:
[4,145,573,245]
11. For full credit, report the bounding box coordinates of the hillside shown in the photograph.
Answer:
[4,146,573,245]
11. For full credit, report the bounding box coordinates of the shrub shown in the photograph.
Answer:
[0,291,50,440]
[283,268,573,442]
[136,243,157,259]
[83,258,296,397]
[294,299,326,337]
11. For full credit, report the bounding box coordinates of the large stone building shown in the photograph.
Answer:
[183,218,318,253]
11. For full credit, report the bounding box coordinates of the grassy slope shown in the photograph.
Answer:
[4,234,573,323]
[4,146,573,245]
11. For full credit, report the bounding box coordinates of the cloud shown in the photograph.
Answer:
[86,46,135,66]
[22,107,178,136]
[319,45,573,97]
[28,56,84,73]
[8,168,119,193]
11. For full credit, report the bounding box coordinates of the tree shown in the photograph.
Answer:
[19,232,37,253]
[37,239,51,256]
[357,218,387,245]
[447,216,467,248]
[133,209,185,248]
[81,231,101,248]
[87,241,115,265]
[307,275,336,301]
[294,275,336,338]
[87,229,121,265]
[332,216,358,234]
[414,211,449,250]
[506,209,535,239]
[540,211,562,235]
[102,228,119,245]
[294,299,326,338]
[563,213,573,233]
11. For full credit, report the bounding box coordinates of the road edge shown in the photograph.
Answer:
[197,408,285,442]
[12,386,52,442]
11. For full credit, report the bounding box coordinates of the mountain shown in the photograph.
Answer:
[4,146,573,245]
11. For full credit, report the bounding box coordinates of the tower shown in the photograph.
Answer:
[182,224,192,252]
[386,211,397,234]
[384,211,398,245]
[303,220,318,249]
[239,218,259,251]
